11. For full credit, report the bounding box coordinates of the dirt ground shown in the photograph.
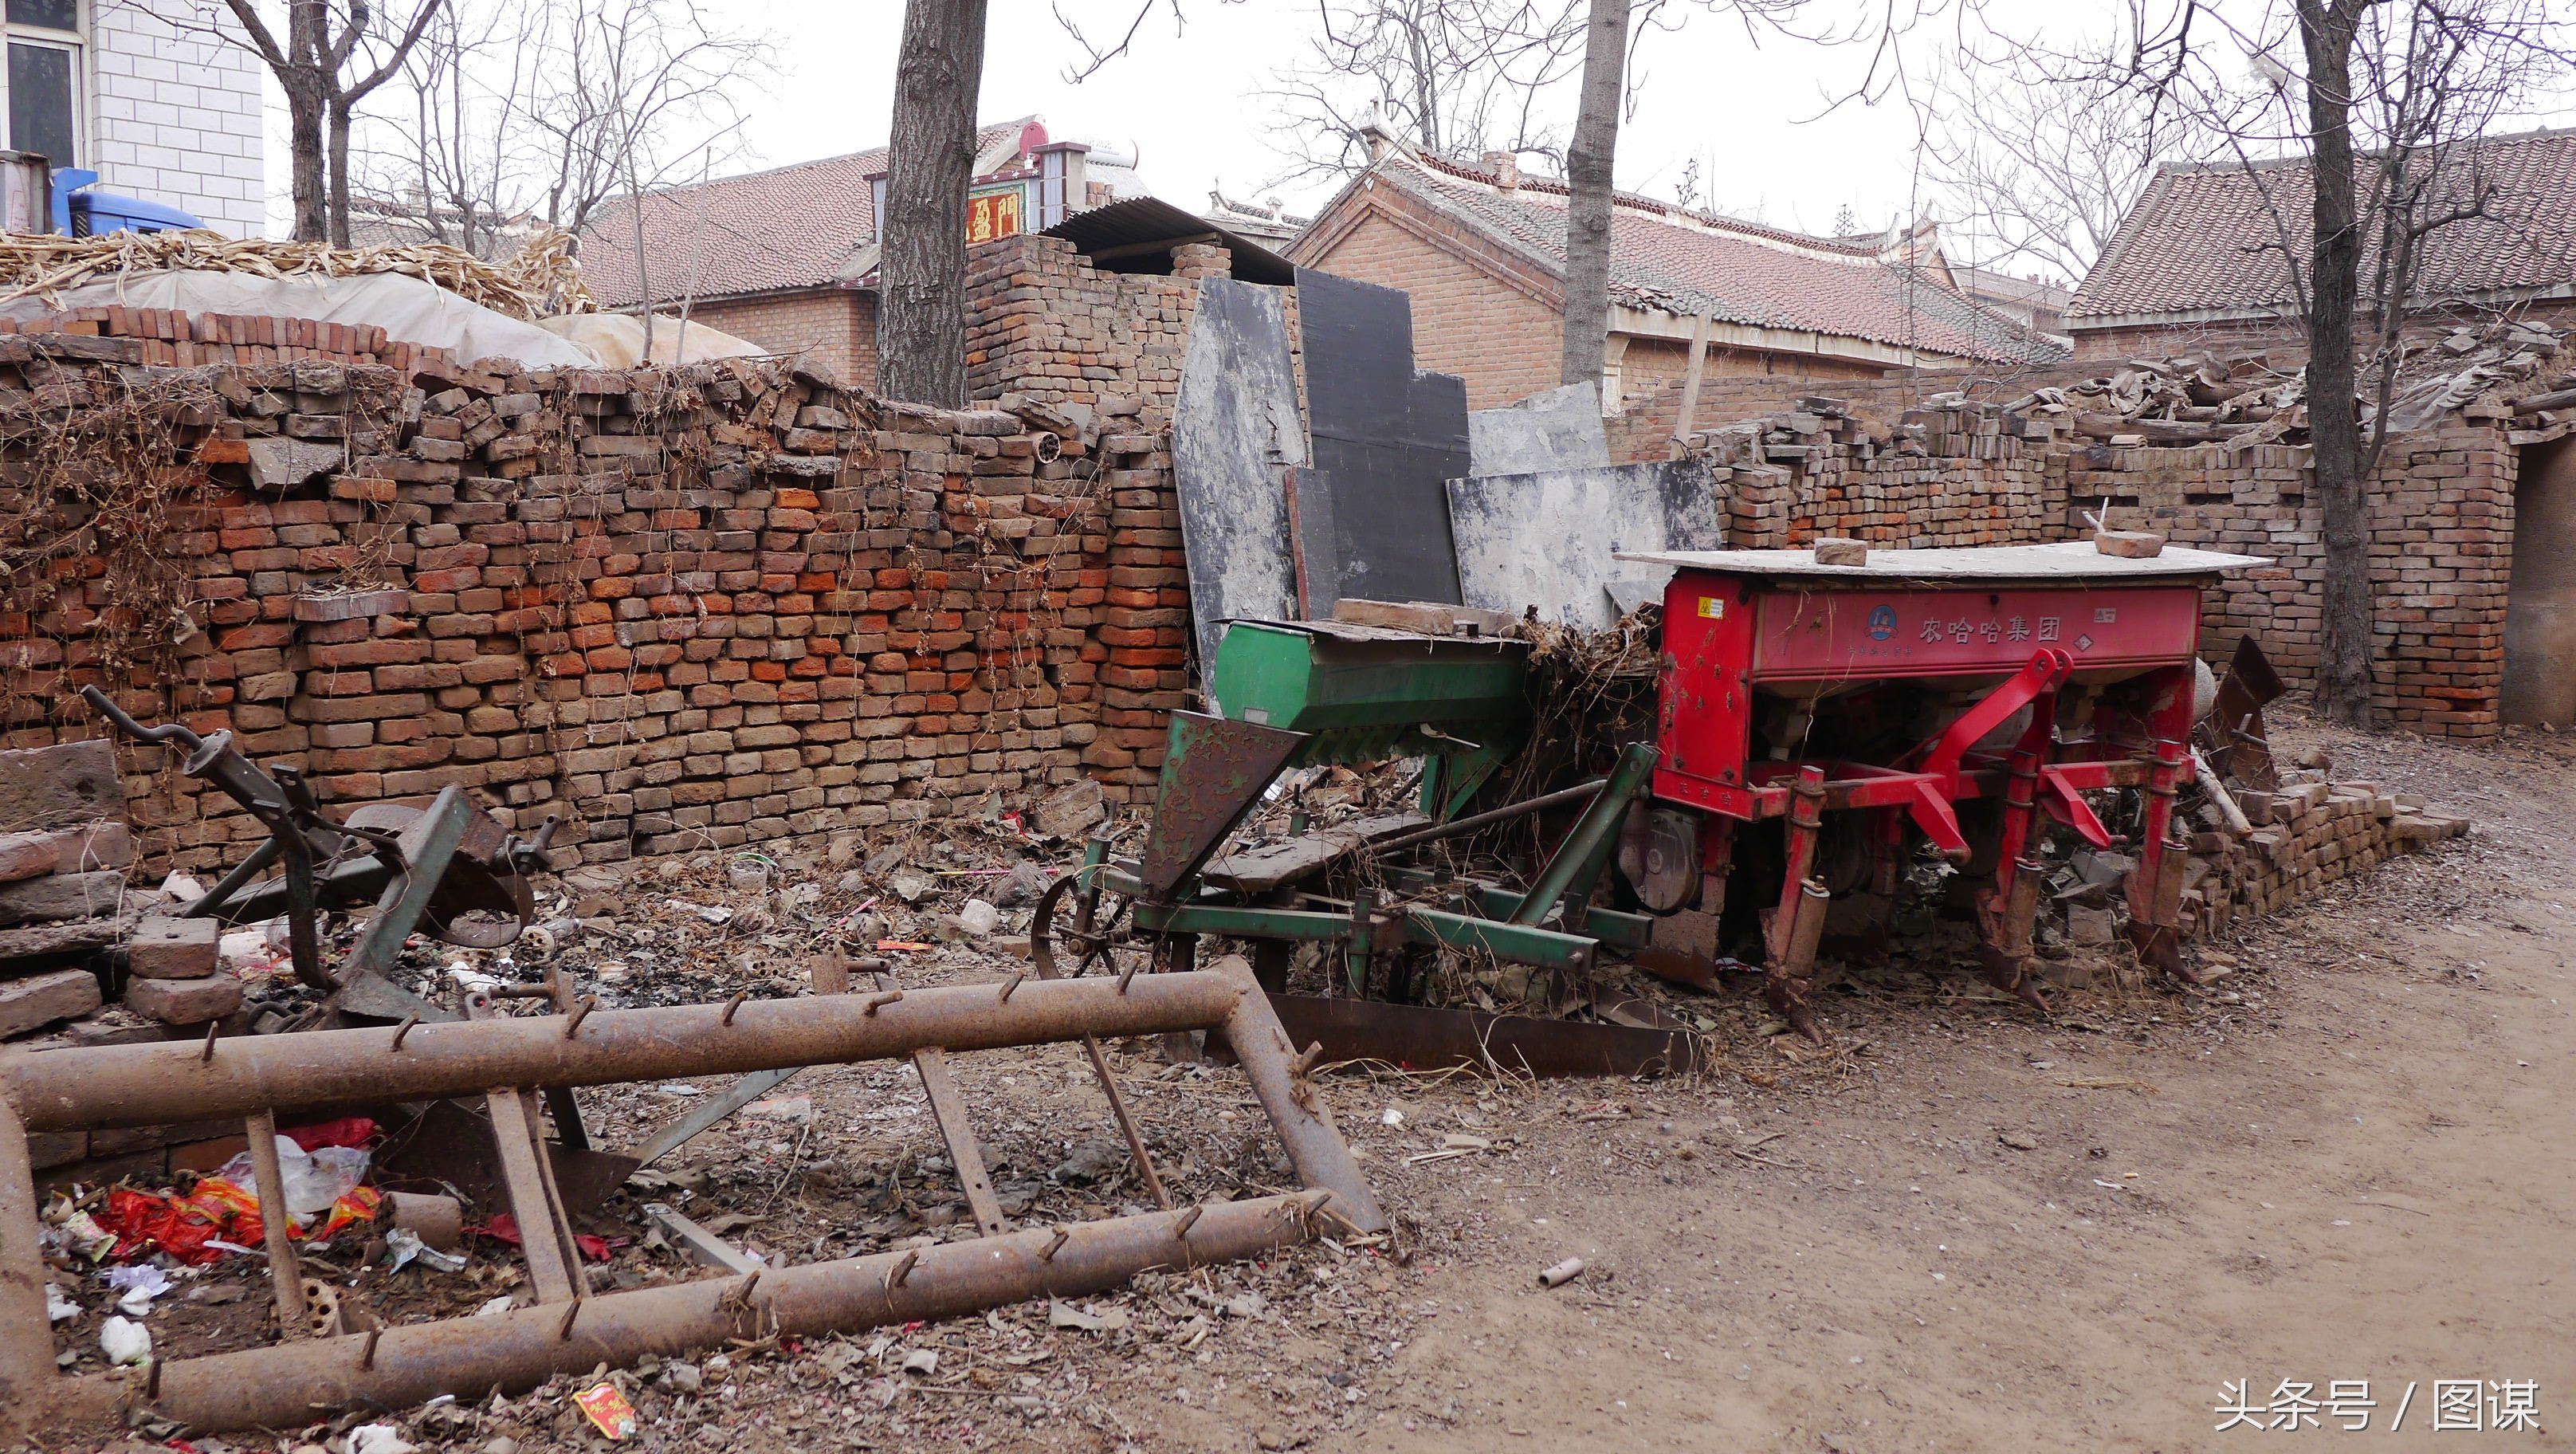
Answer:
[51,717,2574,1454]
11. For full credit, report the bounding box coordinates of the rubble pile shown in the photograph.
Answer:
[2189,771,2472,928]
[0,738,238,1043]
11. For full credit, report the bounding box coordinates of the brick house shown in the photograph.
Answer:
[0,0,263,234]
[577,117,1147,387]
[2067,127,2576,360]
[1286,142,2064,411]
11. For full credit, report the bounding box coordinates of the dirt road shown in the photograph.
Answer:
[143,722,2562,1454]
[1292,721,2573,1453]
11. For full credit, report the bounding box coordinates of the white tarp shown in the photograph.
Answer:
[0,269,596,367]
[532,312,766,367]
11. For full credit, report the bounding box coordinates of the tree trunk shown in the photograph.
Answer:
[327,98,354,248]
[879,0,990,407]
[282,0,327,242]
[1559,0,1628,391]
[285,87,328,242]
[2300,1,2374,725]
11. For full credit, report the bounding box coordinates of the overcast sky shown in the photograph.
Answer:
[267,0,2574,269]
[728,0,1964,238]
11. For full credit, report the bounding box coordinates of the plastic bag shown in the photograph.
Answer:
[216,1136,369,1222]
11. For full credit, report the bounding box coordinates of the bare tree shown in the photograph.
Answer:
[881,0,991,407]
[210,0,445,242]
[348,0,771,258]
[1262,1,1592,184]
[2107,0,2571,723]
[1921,49,2197,284]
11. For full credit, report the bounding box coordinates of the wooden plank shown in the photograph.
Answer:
[1672,311,1714,442]
[880,966,1009,1237]
[486,1087,583,1305]
[1200,811,1432,894]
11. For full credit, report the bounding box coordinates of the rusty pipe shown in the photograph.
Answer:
[242,1110,308,1342]
[0,1094,53,1423]
[1216,958,1388,1234]
[34,1194,1328,1437]
[9,971,1247,1134]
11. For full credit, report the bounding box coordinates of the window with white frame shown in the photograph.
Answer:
[5,0,80,170]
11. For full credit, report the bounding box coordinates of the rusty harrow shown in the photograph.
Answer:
[0,956,1382,1438]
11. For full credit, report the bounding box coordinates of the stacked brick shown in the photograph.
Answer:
[0,305,461,372]
[0,345,1187,874]
[2183,779,2471,933]
[963,234,1227,412]
[0,738,233,1042]
[1681,395,2067,551]
[1619,364,2547,740]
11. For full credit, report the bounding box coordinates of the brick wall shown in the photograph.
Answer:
[0,340,1192,871]
[86,0,266,235]
[1612,376,2534,738]
[963,234,1227,411]
[683,289,878,391]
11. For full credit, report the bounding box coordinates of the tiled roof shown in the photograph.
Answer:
[579,120,1035,308]
[2069,127,2576,324]
[1370,154,2062,365]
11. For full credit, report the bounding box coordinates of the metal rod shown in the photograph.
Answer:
[10,973,1251,1134]
[1217,959,1389,1233]
[483,1089,583,1306]
[0,1093,57,1417]
[33,1195,1325,1437]
[877,970,1009,1236]
[243,1110,307,1342]
[1364,776,1608,858]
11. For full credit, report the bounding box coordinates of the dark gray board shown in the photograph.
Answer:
[1172,277,1306,674]
[1446,459,1723,628]
[1294,268,1468,611]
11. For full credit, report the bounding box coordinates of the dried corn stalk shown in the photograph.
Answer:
[0,226,592,320]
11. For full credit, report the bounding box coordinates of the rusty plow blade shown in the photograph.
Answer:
[0,960,1384,1440]
[1262,994,1708,1079]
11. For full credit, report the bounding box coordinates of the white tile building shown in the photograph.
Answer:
[0,0,263,235]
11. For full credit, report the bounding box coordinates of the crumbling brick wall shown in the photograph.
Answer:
[1613,368,2530,739]
[0,336,1189,873]
[964,235,1230,412]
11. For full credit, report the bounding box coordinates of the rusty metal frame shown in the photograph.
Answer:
[0,959,1381,1440]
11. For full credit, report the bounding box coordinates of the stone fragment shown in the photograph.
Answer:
[1811,536,1868,566]
[0,909,139,963]
[1031,778,1105,839]
[0,870,127,927]
[0,831,58,883]
[2094,529,2166,558]
[124,916,220,979]
[0,968,103,1039]
[0,739,123,831]
[124,973,243,1024]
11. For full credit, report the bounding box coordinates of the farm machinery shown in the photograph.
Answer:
[1035,540,2262,1049]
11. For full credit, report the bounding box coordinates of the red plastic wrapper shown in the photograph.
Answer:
[469,1212,611,1262]
[283,1117,377,1152]
[93,1181,383,1266]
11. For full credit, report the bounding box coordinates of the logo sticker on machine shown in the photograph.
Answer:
[1698,597,1726,619]
[1867,605,1897,640]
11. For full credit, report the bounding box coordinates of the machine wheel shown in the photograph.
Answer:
[1030,870,1148,982]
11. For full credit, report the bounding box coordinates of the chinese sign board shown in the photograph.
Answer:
[1746,584,2201,680]
[968,185,1025,245]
